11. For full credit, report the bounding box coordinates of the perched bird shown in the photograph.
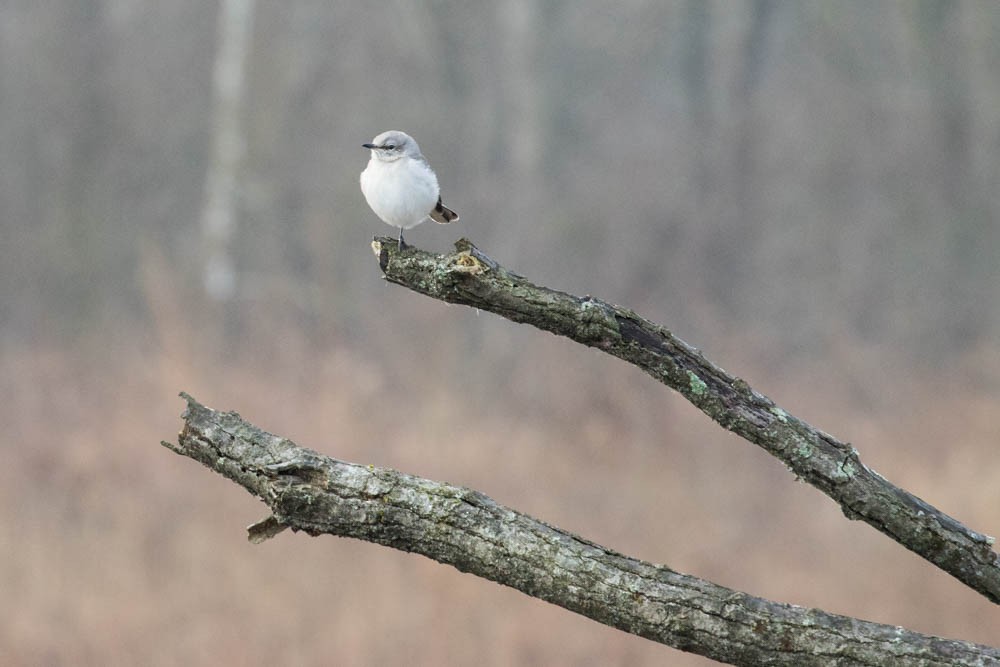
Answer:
[360,130,458,249]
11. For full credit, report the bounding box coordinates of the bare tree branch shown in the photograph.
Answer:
[370,237,1000,605]
[164,394,1000,666]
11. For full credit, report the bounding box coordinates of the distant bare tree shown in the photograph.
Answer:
[200,0,256,303]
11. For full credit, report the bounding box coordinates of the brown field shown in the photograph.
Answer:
[2,326,997,666]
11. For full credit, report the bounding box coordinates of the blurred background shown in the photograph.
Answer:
[2,1,999,664]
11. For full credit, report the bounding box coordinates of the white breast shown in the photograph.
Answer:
[361,157,440,230]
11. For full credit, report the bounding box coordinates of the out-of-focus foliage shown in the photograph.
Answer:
[2,1,997,361]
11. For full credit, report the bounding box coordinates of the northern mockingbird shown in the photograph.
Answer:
[360,130,458,249]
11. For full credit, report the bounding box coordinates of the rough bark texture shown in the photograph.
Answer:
[371,237,1000,605]
[165,394,1000,666]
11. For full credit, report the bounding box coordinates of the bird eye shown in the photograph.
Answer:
[384,144,396,150]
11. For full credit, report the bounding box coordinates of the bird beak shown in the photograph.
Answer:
[362,143,377,149]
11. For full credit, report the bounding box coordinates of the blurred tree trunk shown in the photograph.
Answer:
[702,0,774,312]
[497,0,545,261]
[200,0,256,305]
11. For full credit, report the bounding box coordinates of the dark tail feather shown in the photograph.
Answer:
[430,195,459,224]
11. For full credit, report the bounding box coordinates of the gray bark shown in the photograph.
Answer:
[369,237,1000,605]
[165,394,999,666]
